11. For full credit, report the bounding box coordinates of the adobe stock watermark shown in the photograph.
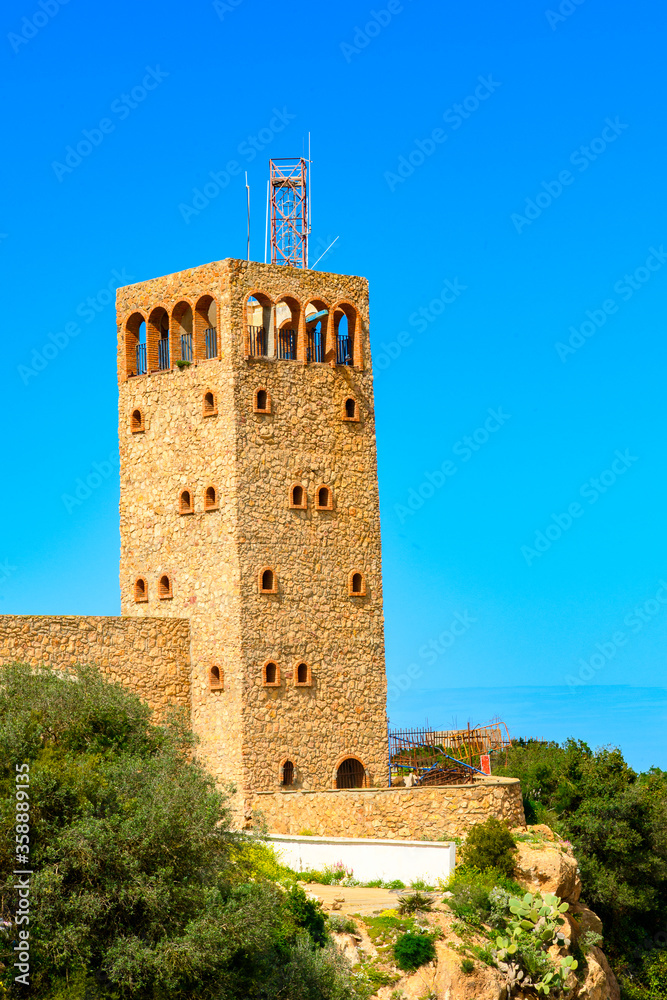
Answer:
[18,269,133,385]
[51,67,169,181]
[178,107,296,223]
[395,407,511,523]
[521,449,638,566]
[374,275,467,373]
[387,610,477,702]
[340,0,414,63]
[566,580,667,691]
[511,117,628,234]
[61,452,118,514]
[545,0,586,31]
[14,763,31,987]
[213,0,245,20]
[8,0,71,54]
[385,75,501,192]
[555,245,667,362]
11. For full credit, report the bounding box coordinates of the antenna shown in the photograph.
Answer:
[269,157,308,268]
[307,132,312,267]
[310,235,339,270]
[264,179,269,264]
[245,172,250,261]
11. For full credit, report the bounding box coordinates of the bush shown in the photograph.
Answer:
[441,864,522,925]
[460,958,475,974]
[460,817,517,876]
[393,932,436,971]
[397,891,434,915]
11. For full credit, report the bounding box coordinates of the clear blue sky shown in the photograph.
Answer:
[2,0,666,769]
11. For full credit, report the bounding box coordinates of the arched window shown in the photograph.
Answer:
[148,307,170,372]
[203,391,217,416]
[336,757,366,789]
[263,660,280,686]
[134,577,148,603]
[334,304,359,367]
[125,312,147,378]
[131,408,145,433]
[295,662,311,686]
[179,490,193,515]
[305,300,329,363]
[209,665,223,690]
[254,388,271,413]
[173,301,194,364]
[205,486,217,510]
[275,297,300,360]
[290,484,306,509]
[195,295,218,360]
[348,571,366,596]
[343,398,358,421]
[259,568,277,593]
[281,760,294,786]
[245,294,271,357]
[315,485,333,511]
[158,574,172,599]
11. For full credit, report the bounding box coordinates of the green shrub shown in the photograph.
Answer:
[460,958,475,974]
[441,864,522,925]
[460,817,517,876]
[393,932,436,971]
[397,891,434,915]
[327,914,357,935]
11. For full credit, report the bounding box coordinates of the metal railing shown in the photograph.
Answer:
[278,328,296,360]
[158,338,170,371]
[336,335,352,366]
[136,343,147,375]
[180,333,193,362]
[247,325,266,357]
[205,327,217,359]
[307,328,323,363]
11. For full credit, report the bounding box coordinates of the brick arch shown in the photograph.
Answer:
[244,291,273,358]
[124,311,146,378]
[331,301,363,369]
[172,300,194,364]
[274,294,302,361]
[278,755,296,786]
[333,754,368,789]
[148,305,171,373]
[195,294,218,361]
[304,297,331,363]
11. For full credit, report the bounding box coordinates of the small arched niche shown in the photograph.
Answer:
[179,489,193,515]
[259,568,277,594]
[209,665,224,691]
[294,662,311,687]
[203,390,217,416]
[134,577,148,603]
[289,484,307,510]
[158,574,172,600]
[130,408,145,433]
[348,571,366,597]
[281,759,295,786]
[315,485,333,511]
[336,757,366,789]
[204,486,218,510]
[254,387,271,413]
[343,397,359,421]
[263,660,280,686]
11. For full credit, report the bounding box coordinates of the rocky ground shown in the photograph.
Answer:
[305,826,620,1000]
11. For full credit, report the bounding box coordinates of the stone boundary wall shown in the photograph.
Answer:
[0,615,191,716]
[246,777,525,840]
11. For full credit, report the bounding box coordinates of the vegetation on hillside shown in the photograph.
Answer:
[494,738,667,999]
[0,664,362,999]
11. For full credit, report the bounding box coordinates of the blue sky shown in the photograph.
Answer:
[2,0,666,769]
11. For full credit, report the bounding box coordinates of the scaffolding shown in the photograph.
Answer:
[388,721,512,786]
[270,158,308,268]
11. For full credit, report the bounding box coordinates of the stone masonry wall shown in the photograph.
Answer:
[0,615,191,716]
[246,778,526,840]
[116,260,388,793]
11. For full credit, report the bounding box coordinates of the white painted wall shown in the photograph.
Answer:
[266,834,456,885]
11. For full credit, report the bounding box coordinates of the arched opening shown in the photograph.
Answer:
[260,568,276,593]
[281,760,294,786]
[125,313,147,377]
[275,297,300,360]
[205,486,217,510]
[305,300,329,363]
[173,301,194,363]
[344,398,357,420]
[179,490,193,515]
[255,388,270,413]
[158,574,172,599]
[263,661,279,685]
[290,484,305,509]
[336,757,365,789]
[350,572,365,596]
[148,307,170,372]
[334,304,359,367]
[195,295,218,360]
[134,578,147,602]
[316,486,332,510]
[203,390,217,416]
[246,293,271,357]
[295,662,310,685]
[131,408,144,433]
[209,665,223,690]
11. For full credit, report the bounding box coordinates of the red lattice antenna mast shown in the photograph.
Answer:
[270,157,308,268]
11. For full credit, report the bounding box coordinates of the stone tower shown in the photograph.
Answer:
[116,258,388,793]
